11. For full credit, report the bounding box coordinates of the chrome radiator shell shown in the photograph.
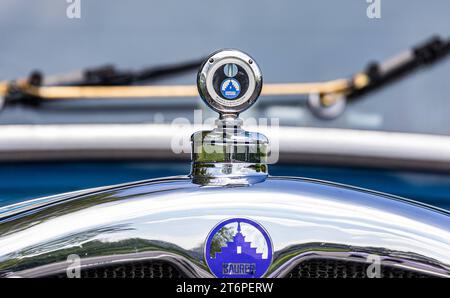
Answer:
[0,176,449,278]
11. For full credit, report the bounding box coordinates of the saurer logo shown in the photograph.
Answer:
[205,218,273,278]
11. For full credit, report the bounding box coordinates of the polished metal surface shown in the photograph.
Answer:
[197,49,262,116]
[0,176,449,277]
[192,51,269,186]
[190,163,268,186]
[0,48,449,278]
[3,124,450,171]
[190,117,269,186]
[307,93,346,120]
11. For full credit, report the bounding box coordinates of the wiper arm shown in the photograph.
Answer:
[69,58,206,86]
[0,57,206,106]
[1,36,449,118]
[37,57,206,86]
[307,36,450,118]
[347,36,450,100]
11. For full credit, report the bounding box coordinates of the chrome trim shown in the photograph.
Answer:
[2,124,450,171]
[5,251,212,278]
[270,250,450,278]
[197,49,262,115]
[190,163,268,186]
[0,176,449,278]
[190,117,269,186]
[193,54,269,187]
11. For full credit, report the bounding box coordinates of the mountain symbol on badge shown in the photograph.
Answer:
[221,78,240,99]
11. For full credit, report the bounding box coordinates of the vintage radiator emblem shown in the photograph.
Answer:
[205,218,273,278]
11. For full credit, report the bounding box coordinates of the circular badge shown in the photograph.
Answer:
[205,218,273,278]
[220,78,241,100]
[197,49,262,115]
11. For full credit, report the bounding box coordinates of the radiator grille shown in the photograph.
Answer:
[286,258,431,278]
[49,260,186,278]
[46,258,434,278]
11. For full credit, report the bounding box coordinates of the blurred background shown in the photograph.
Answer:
[0,0,450,209]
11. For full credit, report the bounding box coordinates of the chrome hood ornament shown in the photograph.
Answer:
[192,49,268,186]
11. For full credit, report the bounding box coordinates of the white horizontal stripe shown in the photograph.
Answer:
[0,124,450,163]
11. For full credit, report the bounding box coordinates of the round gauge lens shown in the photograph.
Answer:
[197,49,262,114]
[212,64,249,101]
[223,63,238,77]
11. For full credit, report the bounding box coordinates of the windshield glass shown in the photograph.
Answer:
[1,0,449,135]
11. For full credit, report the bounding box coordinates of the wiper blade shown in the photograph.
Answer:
[70,58,206,86]
[31,57,207,87]
[1,36,449,118]
[0,57,206,106]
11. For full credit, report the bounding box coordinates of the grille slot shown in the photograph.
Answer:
[286,258,432,278]
[43,258,436,278]
[49,260,186,278]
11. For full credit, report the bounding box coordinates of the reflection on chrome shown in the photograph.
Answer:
[0,50,449,278]
[0,177,449,277]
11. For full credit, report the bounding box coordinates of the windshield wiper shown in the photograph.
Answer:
[1,36,449,118]
[60,57,206,86]
[347,36,450,100]
[0,57,206,106]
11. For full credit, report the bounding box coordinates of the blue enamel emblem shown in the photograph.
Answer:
[205,218,273,278]
[220,78,241,99]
